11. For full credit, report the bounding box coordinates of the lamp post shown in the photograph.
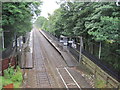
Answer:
[98,41,101,59]
[2,31,4,49]
[116,0,120,6]
[14,33,17,52]
[79,36,83,63]
[2,30,10,48]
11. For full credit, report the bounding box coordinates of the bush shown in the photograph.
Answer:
[0,76,3,89]
[4,66,14,79]
[2,77,13,87]
[2,66,23,88]
[11,69,23,82]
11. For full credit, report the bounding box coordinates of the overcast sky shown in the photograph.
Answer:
[40,0,60,18]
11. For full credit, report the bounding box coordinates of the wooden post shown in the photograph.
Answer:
[106,76,109,88]
[79,37,83,63]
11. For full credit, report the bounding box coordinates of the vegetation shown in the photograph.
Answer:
[0,77,2,89]
[35,16,47,29]
[2,2,41,48]
[35,2,120,71]
[1,66,23,88]
[40,2,120,43]
[95,79,107,88]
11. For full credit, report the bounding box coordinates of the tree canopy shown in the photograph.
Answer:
[2,2,41,47]
[39,2,119,43]
[35,16,47,29]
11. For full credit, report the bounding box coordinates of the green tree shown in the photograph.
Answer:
[2,2,41,47]
[35,16,47,29]
[41,8,63,37]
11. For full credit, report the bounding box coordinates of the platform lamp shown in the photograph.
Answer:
[79,36,83,63]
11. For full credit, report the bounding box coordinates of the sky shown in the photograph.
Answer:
[40,0,60,18]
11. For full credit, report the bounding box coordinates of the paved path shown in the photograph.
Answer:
[22,27,92,88]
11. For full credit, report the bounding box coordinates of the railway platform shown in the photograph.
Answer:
[21,27,93,88]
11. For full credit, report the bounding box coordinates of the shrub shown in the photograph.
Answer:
[2,66,23,88]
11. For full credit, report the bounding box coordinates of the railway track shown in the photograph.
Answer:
[56,67,81,90]
[35,29,59,88]
[37,29,82,89]
[24,28,91,88]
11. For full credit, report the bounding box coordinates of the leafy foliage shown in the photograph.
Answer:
[2,2,41,47]
[4,66,14,79]
[35,16,47,29]
[2,66,23,88]
[0,76,3,89]
[2,77,13,87]
[41,2,119,43]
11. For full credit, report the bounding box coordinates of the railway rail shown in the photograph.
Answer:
[56,67,81,89]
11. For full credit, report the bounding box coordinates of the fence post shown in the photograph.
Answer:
[106,76,109,88]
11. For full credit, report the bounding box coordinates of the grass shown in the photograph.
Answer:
[95,79,107,88]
